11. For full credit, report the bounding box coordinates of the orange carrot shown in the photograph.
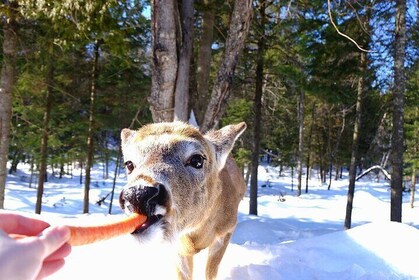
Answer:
[67,213,147,246]
[10,213,147,246]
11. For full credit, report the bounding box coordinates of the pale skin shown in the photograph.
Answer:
[0,211,72,280]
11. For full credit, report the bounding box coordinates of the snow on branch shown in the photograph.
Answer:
[355,165,391,181]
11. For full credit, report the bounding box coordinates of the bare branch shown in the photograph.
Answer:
[327,0,375,53]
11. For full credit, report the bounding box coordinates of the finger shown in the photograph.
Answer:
[36,259,66,280]
[38,226,71,258]
[44,243,72,262]
[0,211,50,235]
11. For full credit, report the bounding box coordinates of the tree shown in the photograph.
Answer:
[405,62,419,208]
[83,40,101,214]
[148,0,252,129]
[249,0,267,216]
[200,0,252,131]
[194,0,215,125]
[295,89,305,196]
[390,0,407,222]
[148,0,178,122]
[0,1,19,209]
[35,60,54,214]
[174,0,194,121]
[344,51,367,230]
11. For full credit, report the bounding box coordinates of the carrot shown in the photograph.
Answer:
[67,213,147,246]
[10,213,147,246]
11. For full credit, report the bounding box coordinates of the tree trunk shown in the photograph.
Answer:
[305,104,316,193]
[194,1,215,125]
[149,0,178,122]
[174,0,194,122]
[319,142,325,183]
[84,41,101,214]
[410,166,417,208]
[249,0,265,216]
[35,63,54,214]
[0,1,18,209]
[327,109,333,190]
[29,157,35,189]
[390,0,406,222]
[410,107,418,208]
[344,51,366,230]
[200,0,253,132]
[296,90,305,196]
[109,148,121,214]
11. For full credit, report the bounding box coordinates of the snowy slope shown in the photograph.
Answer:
[3,162,419,279]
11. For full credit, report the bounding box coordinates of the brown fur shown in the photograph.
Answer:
[120,122,246,280]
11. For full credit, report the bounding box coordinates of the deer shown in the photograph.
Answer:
[118,121,247,280]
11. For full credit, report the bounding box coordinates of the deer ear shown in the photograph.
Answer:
[121,128,136,146]
[204,122,246,170]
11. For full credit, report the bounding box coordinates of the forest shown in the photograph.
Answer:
[0,0,418,227]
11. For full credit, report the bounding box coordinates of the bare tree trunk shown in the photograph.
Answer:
[390,0,406,222]
[29,157,35,189]
[201,0,252,132]
[174,0,194,121]
[84,41,101,214]
[305,104,316,193]
[411,166,417,208]
[35,63,54,214]
[410,107,418,208]
[344,51,366,230]
[0,1,18,209]
[149,0,178,122]
[249,0,265,216]
[328,108,346,189]
[194,1,215,125]
[296,90,305,196]
[109,149,121,214]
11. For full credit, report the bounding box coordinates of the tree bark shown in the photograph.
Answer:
[35,63,54,214]
[84,41,101,214]
[194,1,215,125]
[174,0,194,122]
[305,103,316,193]
[201,0,253,132]
[411,166,417,208]
[149,0,178,122]
[0,1,18,209]
[410,107,418,208]
[390,0,406,222]
[109,148,121,214]
[344,51,366,230]
[296,90,305,196]
[249,0,265,216]
[327,109,333,190]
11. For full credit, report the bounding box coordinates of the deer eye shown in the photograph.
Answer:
[124,161,135,174]
[186,154,206,169]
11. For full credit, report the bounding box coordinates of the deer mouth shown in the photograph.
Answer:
[132,214,164,234]
[120,183,169,228]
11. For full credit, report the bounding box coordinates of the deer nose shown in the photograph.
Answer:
[119,183,167,216]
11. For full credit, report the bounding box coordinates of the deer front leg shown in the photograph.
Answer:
[176,254,194,280]
[205,232,233,280]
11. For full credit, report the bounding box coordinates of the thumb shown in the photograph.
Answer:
[38,226,71,257]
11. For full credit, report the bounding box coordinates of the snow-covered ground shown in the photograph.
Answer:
[3,162,419,279]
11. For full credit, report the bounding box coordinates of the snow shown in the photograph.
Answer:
[3,162,419,279]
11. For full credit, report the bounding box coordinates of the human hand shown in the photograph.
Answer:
[0,211,72,280]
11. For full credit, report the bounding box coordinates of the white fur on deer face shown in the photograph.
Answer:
[119,122,246,242]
